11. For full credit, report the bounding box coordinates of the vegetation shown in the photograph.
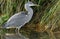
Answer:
[0,0,60,39]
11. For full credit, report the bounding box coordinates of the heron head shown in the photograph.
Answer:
[26,1,39,6]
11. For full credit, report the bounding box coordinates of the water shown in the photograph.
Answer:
[0,28,29,39]
[0,33,29,39]
[0,28,49,39]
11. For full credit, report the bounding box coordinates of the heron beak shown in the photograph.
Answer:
[34,4,40,6]
[33,4,40,6]
[29,4,40,6]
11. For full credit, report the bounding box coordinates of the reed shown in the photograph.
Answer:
[0,0,60,39]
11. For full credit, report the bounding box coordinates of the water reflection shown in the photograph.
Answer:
[0,28,29,39]
[0,33,29,39]
[4,34,28,39]
[0,28,49,39]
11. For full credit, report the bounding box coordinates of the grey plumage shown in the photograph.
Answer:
[2,1,36,28]
[2,1,39,38]
[2,1,39,28]
[3,11,29,28]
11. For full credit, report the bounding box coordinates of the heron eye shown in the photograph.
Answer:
[28,2,33,4]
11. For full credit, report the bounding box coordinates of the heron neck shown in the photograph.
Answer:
[25,5,33,14]
[25,5,33,22]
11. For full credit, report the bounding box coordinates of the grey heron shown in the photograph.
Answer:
[2,1,39,36]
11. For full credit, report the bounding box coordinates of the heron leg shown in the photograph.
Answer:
[17,28,29,39]
[18,28,20,35]
[17,27,23,36]
[15,28,18,34]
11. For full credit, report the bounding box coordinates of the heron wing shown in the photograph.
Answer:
[4,11,28,28]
